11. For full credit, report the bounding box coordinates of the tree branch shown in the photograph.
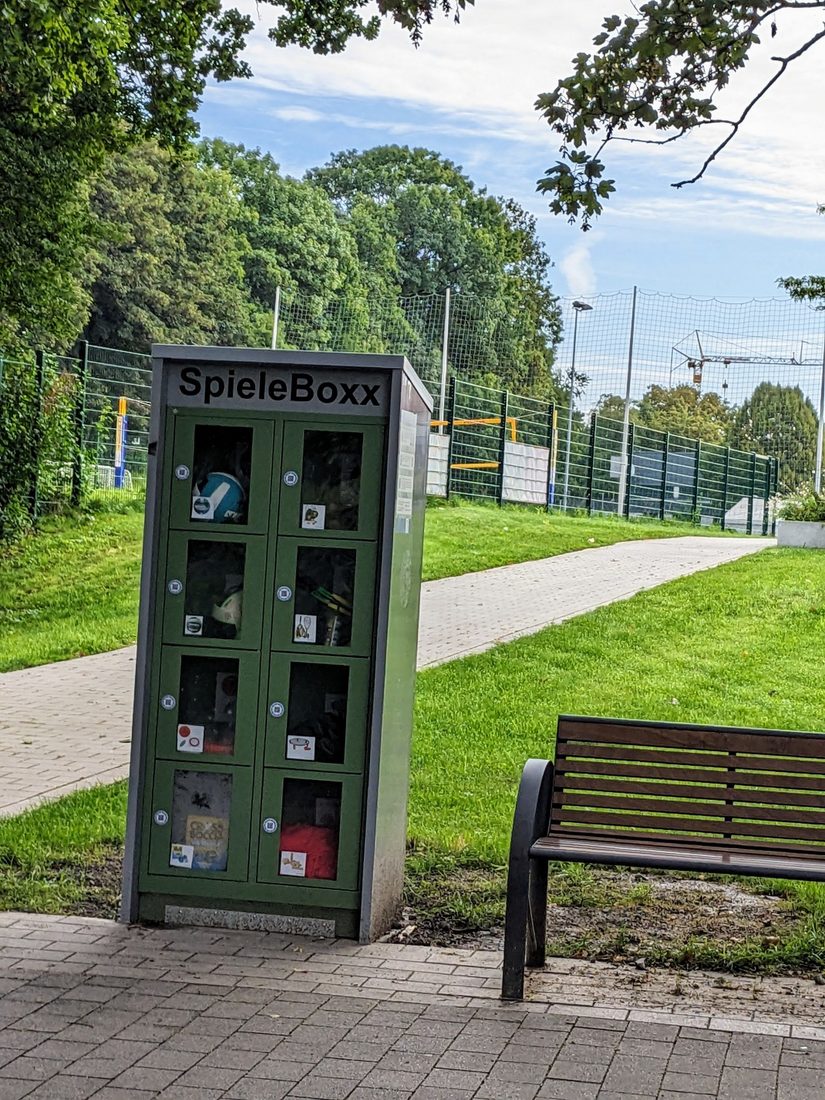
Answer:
[672,24,825,187]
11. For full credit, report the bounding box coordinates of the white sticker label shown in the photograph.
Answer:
[293,614,316,643]
[153,809,169,826]
[283,470,299,487]
[301,503,326,530]
[262,817,278,834]
[170,843,194,869]
[177,723,204,753]
[168,579,183,595]
[287,735,316,761]
[175,464,190,481]
[280,851,307,877]
[269,701,285,719]
[276,586,292,602]
[161,694,176,711]
[184,615,203,636]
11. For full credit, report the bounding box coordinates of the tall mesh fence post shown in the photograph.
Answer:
[625,422,635,518]
[817,332,825,492]
[586,415,598,515]
[497,389,509,505]
[617,287,637,510]
[438,288,451,430]
[445,377,456,500]
[659,432,670,521]
[28,350,45,520]
[545,403,557,510]
[71,341,89,507]
[721,447,731,531]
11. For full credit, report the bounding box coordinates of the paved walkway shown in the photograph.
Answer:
[0,911,820,1099]
[0,536,772,816]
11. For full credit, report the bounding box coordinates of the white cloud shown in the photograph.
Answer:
[560,241,598,297]
[272,106,324,123]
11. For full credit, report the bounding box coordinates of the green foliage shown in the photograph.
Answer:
[777,489,825,522]
[270,0,471,51]
[200,139,380,352]
[310,145,562,396]
[779,206,825,304]
[530,1,824,227]
[732,382,817,493]
[0,357,79,542]
[597,384,734,445]
[0,1,269,347]
[85,142,257,350]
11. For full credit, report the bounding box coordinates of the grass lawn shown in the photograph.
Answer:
[0,498,738,673]
[4,546,825,973]
[422,499,736,581]
[0,508,145,673]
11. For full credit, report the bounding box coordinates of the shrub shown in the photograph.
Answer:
[777,489,825,523]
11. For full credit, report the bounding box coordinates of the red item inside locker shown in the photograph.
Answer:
[279,823,337,879]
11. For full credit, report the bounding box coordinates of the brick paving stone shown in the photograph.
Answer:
[225,1082,292,1100]
[288,1075,358,1099]
[537,1081,600,1099]
[600,1054,667,1095]
[717,1066,778,1099]
[106,1065,183,1092]
[660,1070,722,1094]
[24,1076,100,1099]
[0,1083,34,1100]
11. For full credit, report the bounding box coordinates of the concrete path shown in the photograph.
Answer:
[0,536,773,816]
[0,911,820,1100]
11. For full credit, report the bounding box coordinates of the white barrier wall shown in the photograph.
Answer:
[426,432,550,504]
[502,441,549,505]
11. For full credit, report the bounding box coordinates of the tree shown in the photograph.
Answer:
[309,145,562,396]
[635,385,733,445]
[85,142,257,352]
[732,382,818,491]
[0,1,269,347]
[199,139,381,352]
[534,1,825,228]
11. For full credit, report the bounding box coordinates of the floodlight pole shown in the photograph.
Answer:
[616,286,638,512]
[816,327,825,492]
[562,300,593,510]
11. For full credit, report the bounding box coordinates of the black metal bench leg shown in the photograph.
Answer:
[501,758,554,1001]
[502,847,529,1001]
[526,857,548,969]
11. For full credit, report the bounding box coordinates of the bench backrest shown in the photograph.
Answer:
[552,716,825,855]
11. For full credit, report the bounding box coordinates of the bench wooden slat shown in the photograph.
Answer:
[555,741,825,777]
[556,718,825,759]
[557,775,825,809]
[555,758,825,792]
[551,808,825,846]
[558,792,825,826]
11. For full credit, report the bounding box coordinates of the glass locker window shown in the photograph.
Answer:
[190,425,252,525]
[285,663,349,764]
[299,431,363,532]
[177,655,239,756]
[293,547,355,647]
[169,770,232,872]
[183,541,245,640]
[279,778,341,880]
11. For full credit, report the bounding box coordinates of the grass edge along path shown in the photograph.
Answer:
[4,548,825,973]
[0,499,739,673]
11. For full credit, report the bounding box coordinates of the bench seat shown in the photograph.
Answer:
[531,834,825,880]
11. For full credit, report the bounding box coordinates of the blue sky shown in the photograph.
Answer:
[196,0,825,301]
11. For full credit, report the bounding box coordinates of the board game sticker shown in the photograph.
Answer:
[177,723,204,754]
[280,850,307,877]
[293,614,316,643]
[170,843,194,869]
[286,735,316,761]
[184,614,203,636]
[301,503,326,530]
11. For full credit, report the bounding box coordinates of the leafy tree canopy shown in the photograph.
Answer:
[596,384,734,445]
[732,382,818,492]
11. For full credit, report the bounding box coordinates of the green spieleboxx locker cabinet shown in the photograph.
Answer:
[122,348,431,940]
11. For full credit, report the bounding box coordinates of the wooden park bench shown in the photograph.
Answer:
[502,715,825,1000]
